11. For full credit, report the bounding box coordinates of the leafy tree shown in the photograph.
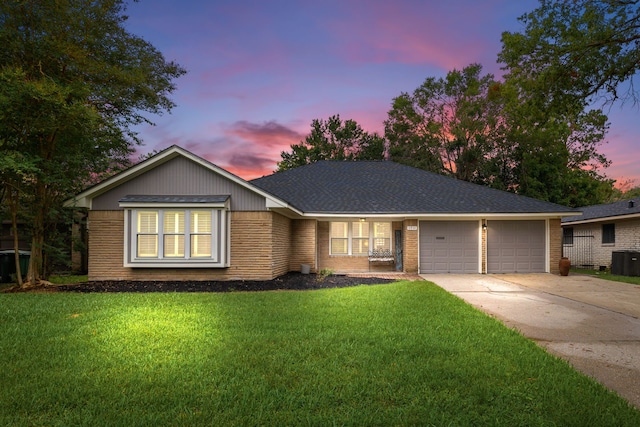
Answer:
[384,62,614,207]
[0,0,185,286]
[499,0,640,105]
[385,64,503,185]
[493,70,614,207]
[277,115,385,171]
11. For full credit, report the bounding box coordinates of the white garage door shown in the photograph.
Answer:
[487,220,546,273]
[419,221,479,273]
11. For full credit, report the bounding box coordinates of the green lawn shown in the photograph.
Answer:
[573,269,640,285]
[1,281,638,426]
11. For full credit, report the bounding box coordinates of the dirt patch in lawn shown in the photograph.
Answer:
[45,273,398,293]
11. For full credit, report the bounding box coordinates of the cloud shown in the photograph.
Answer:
[225,120,304,148]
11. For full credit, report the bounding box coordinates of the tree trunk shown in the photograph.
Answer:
[26,181,47,286]
[7,187,24,287]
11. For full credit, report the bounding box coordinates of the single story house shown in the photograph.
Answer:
[562,199,640,270]
[65,145,579,281]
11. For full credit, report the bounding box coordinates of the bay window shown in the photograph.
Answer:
[330,221,392,255]
[121,196,229,268]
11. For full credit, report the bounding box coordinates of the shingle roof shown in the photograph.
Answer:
[251,161,577,215]
[562,199,640,223]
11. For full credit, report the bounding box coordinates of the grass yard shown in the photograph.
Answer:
[574,269,640,286]
[1,281,639,426]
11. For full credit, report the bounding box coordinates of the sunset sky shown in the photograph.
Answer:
[125,0,639,186]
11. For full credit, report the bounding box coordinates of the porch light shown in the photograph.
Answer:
[359,218,366,222]
[482,223,487,230]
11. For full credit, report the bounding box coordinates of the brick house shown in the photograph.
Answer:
[562,199,640,270]
[65,145,579,281]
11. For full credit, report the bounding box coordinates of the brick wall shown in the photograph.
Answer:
[403,219,419,273]
[564,218,640,269]
[290,219,317,272]
[87,210,287,281]
[481,221,487,274]
[549,218,562,274]
[271,212,292,277]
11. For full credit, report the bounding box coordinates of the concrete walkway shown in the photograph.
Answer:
[424,273,640,408]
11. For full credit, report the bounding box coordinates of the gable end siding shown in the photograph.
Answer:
[92,156,266,211]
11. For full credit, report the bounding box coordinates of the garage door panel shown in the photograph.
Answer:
[487,220,545,273]
[420,221,479,273]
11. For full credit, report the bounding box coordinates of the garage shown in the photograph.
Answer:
[487,220,546,273]
[419,221,479,273]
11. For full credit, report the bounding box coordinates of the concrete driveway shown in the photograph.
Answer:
[424,273,640,408]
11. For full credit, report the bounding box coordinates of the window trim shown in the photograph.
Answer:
[602,223,615,245]
[329,221,392,256]
[562,227,574,246]
[121,199,229,268]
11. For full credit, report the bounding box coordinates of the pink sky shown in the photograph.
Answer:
[125,0,639,186]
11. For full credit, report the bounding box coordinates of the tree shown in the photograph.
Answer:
[277,115,385,171]
[384,62,615,207]
[385,64,503,185]
[499,0,640,105]
[0,1,186,286]
[490,70,615,207]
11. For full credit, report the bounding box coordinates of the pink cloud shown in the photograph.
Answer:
[224,120,304,148]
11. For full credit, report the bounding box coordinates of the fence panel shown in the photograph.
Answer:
[563,232,595,270]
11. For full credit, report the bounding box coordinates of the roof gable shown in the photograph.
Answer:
[251,161,578,215]
[65,145,291,211]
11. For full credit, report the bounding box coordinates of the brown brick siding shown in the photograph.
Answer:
[87,210,291,281]
[481,221,487,274]
[403,219,419,273]
[271,212,292,277]
[549,218,562,274]
[290,219,317,272]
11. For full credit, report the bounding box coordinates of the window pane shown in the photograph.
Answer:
[352,222,369,238]
[164,211,184,233]
[137,211,157,233]
[331,222,348,238]
[331,238,348,255]
[563,227,574,245]
[373,222,391,250]
[374,222,390,238]
[191,211,211,233]
[191,234,212,257]
[602,224,615,244]
[137,235,158,257]
[164,235,184,257]
[352,238,369,255]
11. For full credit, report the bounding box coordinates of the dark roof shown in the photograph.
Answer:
[119,195,230,204]
[562,199,640,223]
[251,161,577,215]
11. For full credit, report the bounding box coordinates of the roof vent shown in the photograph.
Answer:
[630,200,635,209]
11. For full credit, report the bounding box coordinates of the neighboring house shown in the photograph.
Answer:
[562,199,640,270]
[0,220,30,251]
[65,145,579,281]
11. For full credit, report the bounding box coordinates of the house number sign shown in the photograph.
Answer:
[406,226,417,231]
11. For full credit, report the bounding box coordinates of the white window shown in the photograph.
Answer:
[373,222,391,251]
[121,198,229,268]
[330,222,349,255]
[329,221,391,255]
[352,221,370,255]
